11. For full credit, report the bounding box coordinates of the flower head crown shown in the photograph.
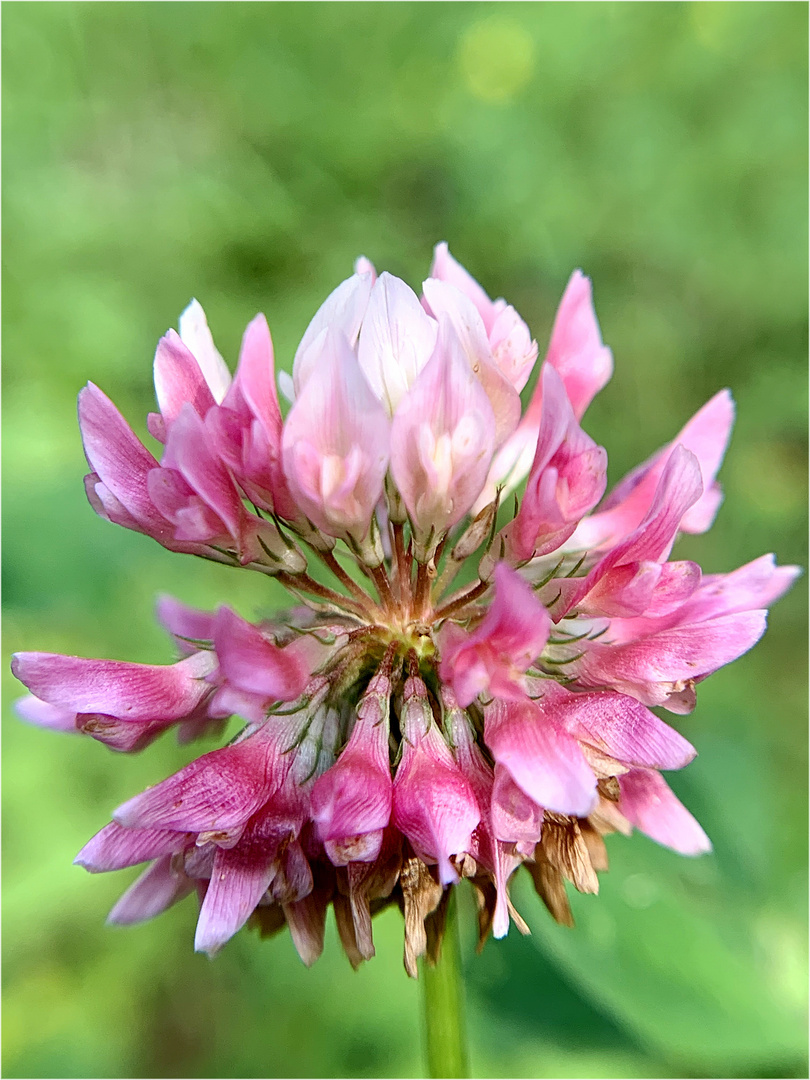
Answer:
[13,244,797,973]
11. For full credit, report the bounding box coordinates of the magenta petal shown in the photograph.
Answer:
[107,853,195,925]
[213,607,309,701]
[10,651,215,722]
[76,822,191,872]
[485,699,597,818]
[618,769,711,855]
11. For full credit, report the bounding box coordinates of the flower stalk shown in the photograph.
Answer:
[421,891,468,1080]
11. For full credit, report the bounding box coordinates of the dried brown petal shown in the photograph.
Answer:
[541,817,599,895]
[470,875,497,952]
[597,776,621,802]
[579,821,609,873]
[248,902,287,939]
[283,863,334,966]
[424,887,451,966]
[525,859,574,928]
[400,855,443,978]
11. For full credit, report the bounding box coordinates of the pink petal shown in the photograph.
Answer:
[577,390,735,549]
[193,832,282,955]
[76,822,191,872]
[393,725,480,885]
[618,769,711,855]
[543,269,614,420]
[153,329,217,426]
[107,853,196,925]
[155,594,216,652]
[113,726,291,832]
[554,690,696,770]
[10,651,215,722]
[78,383,170,537]
[485,698,597,818]
[213,606,310,702]
[439,563,550,707]
[578,610,768,703]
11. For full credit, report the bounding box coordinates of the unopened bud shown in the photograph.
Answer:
[451,500,497,562]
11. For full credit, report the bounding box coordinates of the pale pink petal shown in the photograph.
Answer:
[491,764,545,844]
[283,329,390,543]
[357,272,438,416]
[390,318,496,545]
[618,769,711,855]
[178,299,232,404]
[429,242,497,331]
[14,694,77,733]
[292,272,374,391]
[422,277,521,444]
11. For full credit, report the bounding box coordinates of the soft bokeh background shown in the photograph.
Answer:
[3,3,807,1077]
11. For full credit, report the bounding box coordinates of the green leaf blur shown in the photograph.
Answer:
[3,3,806,1077]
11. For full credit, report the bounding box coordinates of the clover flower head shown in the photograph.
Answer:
[13,244,798,973]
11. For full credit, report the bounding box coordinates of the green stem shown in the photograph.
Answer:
[421,892,469,1079]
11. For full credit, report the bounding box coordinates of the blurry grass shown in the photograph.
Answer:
[3,3,807,1078]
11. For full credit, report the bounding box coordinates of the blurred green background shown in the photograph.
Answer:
[3,3,807,1077]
